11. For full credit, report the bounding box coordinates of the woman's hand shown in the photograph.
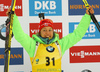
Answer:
[6,8,11,16]
[86,5,94,15]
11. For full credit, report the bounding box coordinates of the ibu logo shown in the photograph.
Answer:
[29,0,62,16]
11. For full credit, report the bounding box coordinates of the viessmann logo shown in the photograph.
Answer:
[29,23,62,39]
[69,0,100,15]
[70,45,100,63]
[0,0,22,16]
[29,0,62,16]
[71,51,100,58]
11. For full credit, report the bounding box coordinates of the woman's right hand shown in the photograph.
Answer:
[6,8,11,16]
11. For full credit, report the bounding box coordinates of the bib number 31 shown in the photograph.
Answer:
[46,57,55,66]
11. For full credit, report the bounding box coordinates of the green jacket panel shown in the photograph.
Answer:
[13,15,36,57]
[58,14,91,56]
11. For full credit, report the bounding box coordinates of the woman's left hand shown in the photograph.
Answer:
[86,5,94,15]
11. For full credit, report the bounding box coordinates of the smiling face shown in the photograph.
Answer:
[40,26,53,38]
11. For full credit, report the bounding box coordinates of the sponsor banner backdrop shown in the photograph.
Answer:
[69,22,100,39]
[29,23,62,38]
[29,0,62,16]
[70,45,100,63]
[69,0,100,15]
[0,0,100,72]
[0,0,22,16]
[0,48,23,65]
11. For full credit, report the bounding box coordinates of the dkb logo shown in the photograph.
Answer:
[35,1,56,10]
[29,0,62,16]
[69,22,100,39]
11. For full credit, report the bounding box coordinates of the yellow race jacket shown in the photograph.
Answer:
[30,41,62,72]
[12,13,91,72]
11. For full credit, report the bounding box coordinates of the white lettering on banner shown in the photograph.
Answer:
[0,4,22,12]
[35,1,41,10]
[0,4,4,11]
[54,29,62,33]
[74,24,96,33]
[35,11,56,14]
[35,11,40,14]
[4,6,9,9]
[43,1,49,10]
[88,34,95,37]
[87,24,96,33]
[83,34,87,37]
[41,11,48,14]
[50,1,56,9]
[83,34,95,37]
[71,51,100,58]
[35,1,56,10]
[15,6,22,9]
[74,25,78,30]
[31,29,62,33]
[31,29,39,33]
[49,11,56,14]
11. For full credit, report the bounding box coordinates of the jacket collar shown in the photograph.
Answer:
[32,33,59,44]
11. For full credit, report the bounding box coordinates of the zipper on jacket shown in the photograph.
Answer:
[47,39,49,44]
